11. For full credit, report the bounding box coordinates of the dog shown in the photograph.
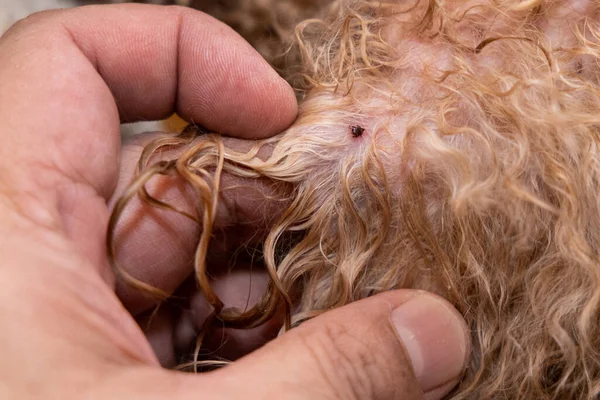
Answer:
[107,1,600,398]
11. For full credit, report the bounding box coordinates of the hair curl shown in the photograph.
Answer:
[109,0,600,398]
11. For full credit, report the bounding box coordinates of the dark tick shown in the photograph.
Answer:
[350,125,365,137]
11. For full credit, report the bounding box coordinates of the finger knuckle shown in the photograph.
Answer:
[297,321,392,400]
[10,9,61,32]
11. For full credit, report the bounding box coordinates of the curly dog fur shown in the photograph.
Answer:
[108,0,600,398]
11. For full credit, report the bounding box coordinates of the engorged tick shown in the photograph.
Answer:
[350,125,365,137]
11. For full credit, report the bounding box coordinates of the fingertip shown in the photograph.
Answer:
[390,292,470,399]
[249,70,299,138]
[247,75,298,139]
[176,10,298,138]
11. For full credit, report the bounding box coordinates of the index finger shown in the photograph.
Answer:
[0,3,297,206]
[68,4,298,135]
[9,4,298,137]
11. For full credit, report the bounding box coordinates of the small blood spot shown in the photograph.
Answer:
[575,60,584,75]
[350,125,365,137]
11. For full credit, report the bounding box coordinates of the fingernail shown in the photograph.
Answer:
[391,294,469,394]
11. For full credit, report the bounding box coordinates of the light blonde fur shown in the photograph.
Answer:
[109,0,600,398]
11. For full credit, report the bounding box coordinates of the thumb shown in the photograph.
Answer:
[213,290,470,400]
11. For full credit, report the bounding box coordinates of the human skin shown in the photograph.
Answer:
[62,0,600,397]
[0,4,468,400]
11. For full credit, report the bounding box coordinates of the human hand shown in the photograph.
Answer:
[0,4,469,399]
